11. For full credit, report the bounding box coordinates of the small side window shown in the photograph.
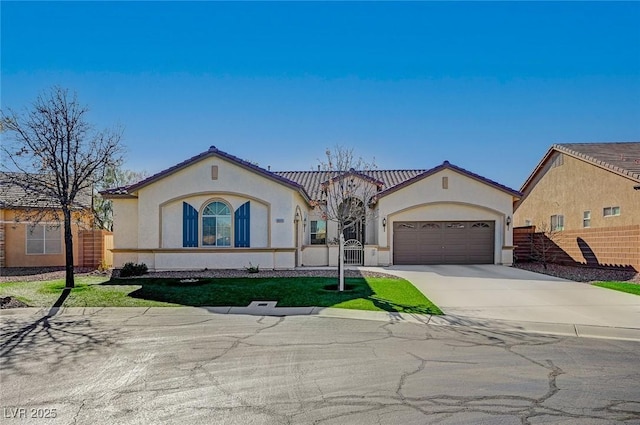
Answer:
[583,211,591,228]
[550,214,564,231]
[603,206,621,217]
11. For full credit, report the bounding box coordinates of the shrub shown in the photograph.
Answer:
[119,262,148,277]
[245,263,260,274]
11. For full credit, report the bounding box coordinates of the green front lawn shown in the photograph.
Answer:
[0,276,442,314]
[593,281,640,296]
[0,276,175,308]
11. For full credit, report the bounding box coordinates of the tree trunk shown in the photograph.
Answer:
[339,234,345,292]
[63,208,75,288]
[336,223,344,291]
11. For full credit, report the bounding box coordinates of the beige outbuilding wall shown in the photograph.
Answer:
[514,151,640,270]
[514,152,640,230]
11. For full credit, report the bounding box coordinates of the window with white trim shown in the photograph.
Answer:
[550,215,564,231]
[583,211,591,228]
[202,201,231,246]
[26,224,62,254]
[603,206,620,217]
[310,220,326,245]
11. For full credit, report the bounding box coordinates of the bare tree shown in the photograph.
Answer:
[1,87,124,288]
[93,167,147,231]
[530,221,565,269]
[316,146,378,290]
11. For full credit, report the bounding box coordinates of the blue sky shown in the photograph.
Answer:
[2,1,639,190]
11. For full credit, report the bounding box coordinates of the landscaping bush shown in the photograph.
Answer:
[245,263,260,274]
[119,262,148,278]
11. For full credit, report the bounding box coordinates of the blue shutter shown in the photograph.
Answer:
[183,202,198,247]
[234,201,250,247]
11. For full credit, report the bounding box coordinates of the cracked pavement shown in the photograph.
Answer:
[1,308,639,424]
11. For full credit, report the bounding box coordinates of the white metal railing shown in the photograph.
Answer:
[343,239,363,265]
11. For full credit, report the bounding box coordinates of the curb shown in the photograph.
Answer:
[3,305,640,342]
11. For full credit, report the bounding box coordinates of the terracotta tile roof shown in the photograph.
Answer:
[276,162,521,202]
[274,170,426,200]
[554,142,640,181]
[0,172,92,209]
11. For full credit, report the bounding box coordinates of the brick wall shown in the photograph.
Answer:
[514,225,640,271]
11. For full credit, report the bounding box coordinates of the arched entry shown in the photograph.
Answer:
[339,198,365,244]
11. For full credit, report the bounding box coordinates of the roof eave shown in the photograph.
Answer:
[553,144,640,183]
[518,146,557,194]
[377,162,521,200]
[102,147,313,205]
[100,193,138,200]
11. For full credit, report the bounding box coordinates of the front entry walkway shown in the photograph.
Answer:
[367,264,640,329]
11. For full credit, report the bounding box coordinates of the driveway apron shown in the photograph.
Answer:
[373,265,640,328]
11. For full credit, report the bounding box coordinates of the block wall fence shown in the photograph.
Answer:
[514,225,639,271]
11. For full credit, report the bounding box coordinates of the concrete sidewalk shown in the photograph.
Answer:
[3,303,640,341]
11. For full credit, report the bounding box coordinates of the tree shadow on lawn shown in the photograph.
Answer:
[369,296,442,316]
[102,276,440,313]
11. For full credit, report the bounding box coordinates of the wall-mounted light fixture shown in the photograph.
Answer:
[506,216,512,228]
[303,215,307,229]
[382,217,387,231]
[295,210,301,222]
[634,185,640,191]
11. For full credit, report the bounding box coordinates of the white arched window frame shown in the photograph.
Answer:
[202,200,232,247]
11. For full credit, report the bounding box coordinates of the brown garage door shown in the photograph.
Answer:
[393,221,495,265]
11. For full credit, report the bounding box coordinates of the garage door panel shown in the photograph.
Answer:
[393,220,494,265]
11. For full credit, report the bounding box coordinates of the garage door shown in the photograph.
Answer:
[393,221,495,265]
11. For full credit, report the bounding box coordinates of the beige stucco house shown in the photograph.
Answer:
[102,146,521,270]
[514,142,640,270]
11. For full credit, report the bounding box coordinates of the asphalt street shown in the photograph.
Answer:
[1,308,639,424]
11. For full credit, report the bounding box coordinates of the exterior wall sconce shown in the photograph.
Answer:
[506,216,512,228]
[382,217,387,231]
[295,210,301,222]
[303,215,307,229]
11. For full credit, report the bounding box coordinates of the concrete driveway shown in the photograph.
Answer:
[376,265,640,328]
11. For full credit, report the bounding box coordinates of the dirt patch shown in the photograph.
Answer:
[0,296,30,309]
[0,268,109,283]
[514,262,639,283]
[1,267,396,283]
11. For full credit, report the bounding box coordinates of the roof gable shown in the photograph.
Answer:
[320,169,385,189]
[555,142,640,181]
[101,146,311,203]
[520,142,640,193]
[374,161,522,201]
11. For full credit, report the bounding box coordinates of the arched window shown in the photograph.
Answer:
[202,201,231,246]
